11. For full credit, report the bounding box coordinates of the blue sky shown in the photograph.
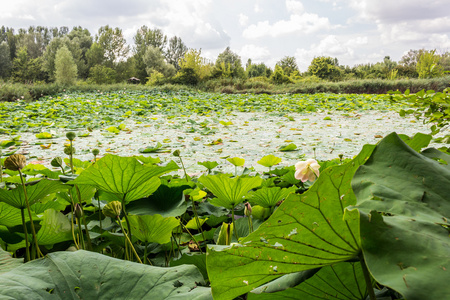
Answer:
[2,0,450,71]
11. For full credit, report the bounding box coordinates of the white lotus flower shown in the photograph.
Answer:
[294,159,320,182]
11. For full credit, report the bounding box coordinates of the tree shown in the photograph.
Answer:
[86,42,105,69]
[246,61,271,78]
[276,56,298,77]
[143,46,176,79]
[11,47,43,83]
[417,50,445,79]
[165,36,187,70]
[0,42,12,78]
[307,56,342,81]
[176,49,212,84]
[54,45,78,85]
[89,65,116,84]
[270,65,293,84]
[96,25,129,67]
[212,47,245,78]
[133,26,168,81]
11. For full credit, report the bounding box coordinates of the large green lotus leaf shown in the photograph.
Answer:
[351,133,450,300]
[69,155,178,202]
[198,174,263,209]
[0,250,212,299]
[170,253,208,280]
[0,179,68,209]
[421,147,450,169]
[127,214,179,244]
[126,184,189,217]
[398,132,432,152]
[207,144,375,300]
[248,262,368,300]
[0,246,23,275]
[36,209,73,247]
[247,186,296,208]
[0,202,24,227]
[57,184,97,204]
[98,176,161,203]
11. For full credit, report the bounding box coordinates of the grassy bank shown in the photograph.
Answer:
[1,76,449,101]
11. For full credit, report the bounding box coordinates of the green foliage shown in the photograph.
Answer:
[177,49,211,83]
[352,133,450,300]
[270,65,293,84]
[417,50,444,79]
[54,45,78,86]
[276,56,299,77]
[11,47,44,83]
[143,46,176,78]
[213,47,245,79]
[96,25,129,67]
[391,88,450,138]
[88,65,116,84]
[0,42,12,78]
[0,250,212,299]
[308,56,343,81]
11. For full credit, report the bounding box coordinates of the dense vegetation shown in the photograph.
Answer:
[1,25,450,96]
[0,87,449,299]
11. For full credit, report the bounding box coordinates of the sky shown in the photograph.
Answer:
[2,0,450,71]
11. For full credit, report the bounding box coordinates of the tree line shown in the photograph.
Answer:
[0,25,449,86]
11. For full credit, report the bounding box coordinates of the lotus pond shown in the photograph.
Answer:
[0,91,449,300]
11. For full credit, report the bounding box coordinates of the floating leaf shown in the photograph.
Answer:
[279,143,297,152]
[257,155,282,168]
[35,132,53,139]
[226,157,245,167]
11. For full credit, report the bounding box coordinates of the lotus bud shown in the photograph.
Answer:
[51,157,63,168]
[64,146,75,155]
[102,201,122,218]
[172,150,181,157]
[4,154,26,171]
[74,203,84,219]
[92,149,100,156]
[66,132,76,141]
[244,202,252,217]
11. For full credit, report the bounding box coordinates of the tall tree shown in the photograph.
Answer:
[276,56,298,77]
[133,26,167,80]
[96,25,129,67]
[11,46,43,83]
[0,42,12,78]
[307,56,342,81]
[143,46,176,78]
[177,49,212,84]
[213,47,245,78]
[165,36,187,70]
[54,45,78,85]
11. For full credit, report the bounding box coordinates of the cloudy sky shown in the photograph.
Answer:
[2,0,450,71]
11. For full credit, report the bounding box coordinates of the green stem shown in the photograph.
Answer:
[247,216,253,234]
[191,199,206,241]
[144,241,148,265]
[359,252,376,300]
[20,208,30,262]
[179,157,189,182]
[76,217,85,249]
[179,217,203,254]
[69,193,79,250]
[117,217,142,264]
[75,186,92,250]
[69,141,74,174]
[231,205,238,241]
[18,169,43,258]
[121,194,132,241]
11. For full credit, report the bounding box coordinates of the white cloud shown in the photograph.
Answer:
[243,13,331,39]
[285,0,304,15]
[254,4,262,13]
[294,35,357,71]
[239,13,249,26]
[238,44,271,62]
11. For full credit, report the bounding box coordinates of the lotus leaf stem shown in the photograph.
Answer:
[117,217,142,264]
[20,208,30,262]
[359,252,376,300]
